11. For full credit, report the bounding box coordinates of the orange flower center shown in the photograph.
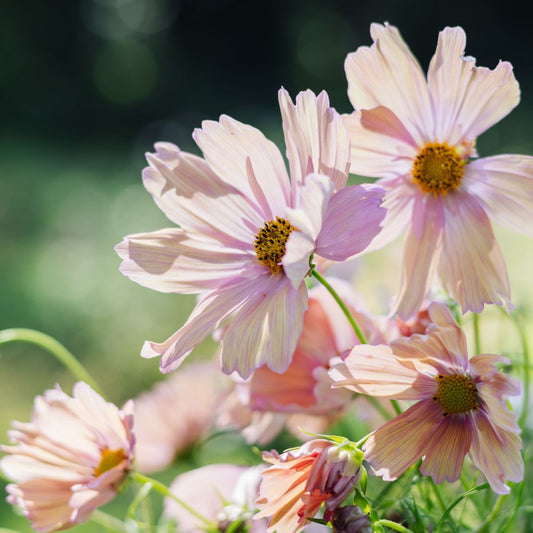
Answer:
[254,216,295,274]
[94,447,127,477]
[433,374,479,416]
[412,142,465,196]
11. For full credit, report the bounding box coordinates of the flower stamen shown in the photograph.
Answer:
[254,217,295,274]
[94,448,127,477]
[412,142,465,196]
[432,374,479,416]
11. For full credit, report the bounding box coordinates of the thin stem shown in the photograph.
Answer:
[131,471,217,530]
[374,519,414,533]
[429,478,447,514]
[366,396,393,421]
[500,481,524,532]
[311,269,367,344]
[474,494,506,533]
[90,510,128,532]
[472,312,481,355]
[0,328,103,395]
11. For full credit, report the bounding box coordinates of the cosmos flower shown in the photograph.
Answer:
[116,88,385,378]
[0,382,135,532]
[344,23,533,318]
[329,302,523,494]
[255,438,363,533]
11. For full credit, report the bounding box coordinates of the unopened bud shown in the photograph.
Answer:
[331,505,372,533]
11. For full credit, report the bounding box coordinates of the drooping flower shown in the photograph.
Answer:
[329,302,523,494]
[216,281,387,444]
[0,382,135,532]
[116,89,386,378]
[344,23,533,318]
[133,360,229,473]
[164,463,268,533]
[255,438,363,533]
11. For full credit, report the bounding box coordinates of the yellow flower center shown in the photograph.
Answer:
[412,142,465,196]
[433,374,479,416]
[254,216,295,274]
[94,447,127,477]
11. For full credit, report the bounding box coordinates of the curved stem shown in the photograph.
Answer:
[474,494,506,533]
[90,510,128,532]
[374,519,414,533]
[311,269,367,344]
[131,471,217,530]
[0,328,103,395]
[472,312,481,355]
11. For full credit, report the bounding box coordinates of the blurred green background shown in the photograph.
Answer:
[1,0,533,530]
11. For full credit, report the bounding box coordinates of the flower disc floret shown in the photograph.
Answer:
[94,448,128,477]
[254,216,295,274]
[433,374,479,416]
[412,142,465,195]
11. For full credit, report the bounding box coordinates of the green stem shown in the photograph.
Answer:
[0,328,103,395]
[472,312,481,355]
[90,509,128,532]
[374,519,414,533]
[311,269,367,344]
[366,396,393,421]
[429,478,447,514]
[474,494,506,533]
[131,471,217,530]
[500,481,524,532]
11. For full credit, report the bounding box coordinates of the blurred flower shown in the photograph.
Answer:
[330,505,372,533]
[164,463,267,532]
[116,88,386,378]
[133,360,229,473]
[330,302,523,494]
[256,438,363,532]
[216,281,389,444]
[0,382,134,532]
[344,23,533,318]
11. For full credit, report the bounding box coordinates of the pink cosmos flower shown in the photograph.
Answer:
[116,89,386,378]
[133,360,228,473]
[329,302,524,494]
[255,438,363,533]
[217,281,387,444]
[344,23,533,318]
[0,382,135,532]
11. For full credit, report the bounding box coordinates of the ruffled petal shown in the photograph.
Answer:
[463,155,533,236]
[428,27,520,144]
[315,184,386,260]
[115,228,248,294]
[364,400,443,480]
[469,411,523,494]
[279,88,350,192]
[193,116,291,220]
[438,190,511,313]
[345,23,432,146]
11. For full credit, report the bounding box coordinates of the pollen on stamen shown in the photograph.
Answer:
[254,216,295,274]
[412,142,465,196]
[432,374,479,416]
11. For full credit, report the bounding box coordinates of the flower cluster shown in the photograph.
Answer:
[1,21,531,533]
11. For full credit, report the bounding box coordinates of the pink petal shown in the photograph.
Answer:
[463,155,533,236]
[116,228,248,294]
[390,195,443,319]
[427,27,520,144]
[364,400,443,480]
[343,108,418,179]
[469,411,523,494]
[279,88,350,192]
[345,23,432,146]
[315,183,386,260]
[438,190,511,313]
[143,142,264,245]
[193,116,291,220]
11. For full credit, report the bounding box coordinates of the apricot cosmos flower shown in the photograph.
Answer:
[0,382,135,532]
[116,89,385,378]
[329,302,523,494]
[344,23,533,318]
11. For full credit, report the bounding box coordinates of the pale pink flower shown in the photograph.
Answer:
[0,382,135,532]
[330,302,523,494]
[255,439,363,533]
[164,463,268,532]
[133,360,229,473]
[216,281,388,444]
[344,23,533,318]
[116,89,386,378]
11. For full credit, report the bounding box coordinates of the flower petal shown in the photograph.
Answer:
[438,190,511,313]
[315,183,386,260]
[193,116,291,220]
[345,23,432,146]
[428,27,520,144]
[115,228,248,294]
[279,88,350,192]
[463,155,533,236]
